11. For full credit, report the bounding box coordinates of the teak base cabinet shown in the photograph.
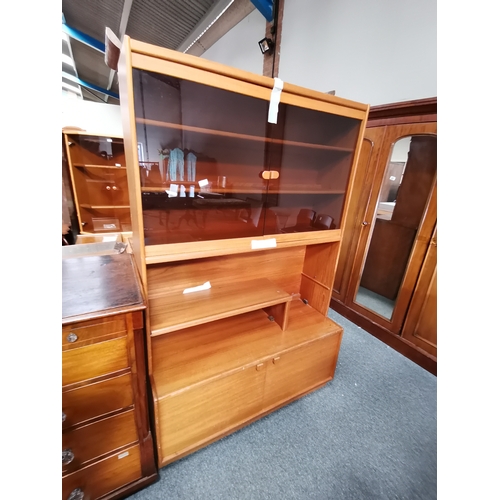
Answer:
[117,36,369,467]
[62,254,158,499]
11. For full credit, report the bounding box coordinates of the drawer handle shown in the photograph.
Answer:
[67,488,84,500]
[62,448,75,465]
[112,185,118,190]
[67,333,78,343]
[106,185,111,190]
[273,356,281,364]
[62,412,66,423]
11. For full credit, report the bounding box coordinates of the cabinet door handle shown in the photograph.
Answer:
[272,356,281,364]
[67,333,78,343]
[67,488,84,500]
[62,448,75,465]
[362,221,369,226]
[112,185,118,190]
[256,363,264,371]
[261,170,280,180]
[62,411,66,423]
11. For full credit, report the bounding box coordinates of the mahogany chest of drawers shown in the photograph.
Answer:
[62,254,157,500]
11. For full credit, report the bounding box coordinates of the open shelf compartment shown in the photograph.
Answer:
[148,277,292,336]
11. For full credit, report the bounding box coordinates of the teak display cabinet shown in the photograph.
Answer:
[63,131,132,234]
[117,36,369,467]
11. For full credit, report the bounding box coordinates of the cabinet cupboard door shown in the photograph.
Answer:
[401,228,437,358]
[262,334,341,411]
[157,365,266,463]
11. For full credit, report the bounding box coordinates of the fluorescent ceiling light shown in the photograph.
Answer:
[178,0,235,53]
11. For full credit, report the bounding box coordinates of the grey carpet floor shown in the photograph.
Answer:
[128,308,437,500]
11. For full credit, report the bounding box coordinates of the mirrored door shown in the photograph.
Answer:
[346,124,437,333]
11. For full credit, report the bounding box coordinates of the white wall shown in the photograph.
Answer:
[62,94,124,136]
[204,0,436,106]
[202,8,266,74]
[279,0,436,105]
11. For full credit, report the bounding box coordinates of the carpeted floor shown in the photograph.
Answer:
[128,308,437,500]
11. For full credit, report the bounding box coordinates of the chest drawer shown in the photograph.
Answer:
[62,409,138,474]
[62,443,142,500]
[62,337,129,387]
[62,373,134,429]
[63,317,127,349]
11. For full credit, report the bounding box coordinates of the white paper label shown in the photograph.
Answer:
[198,179,209,187]
[183,281,211,294]
[103,223,116,229]
[102,235,117,242]
[118,451,129,459]
[251,238,277,250]
[268,78,284,124]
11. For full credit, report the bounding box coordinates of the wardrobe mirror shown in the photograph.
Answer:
[354,134,437,319]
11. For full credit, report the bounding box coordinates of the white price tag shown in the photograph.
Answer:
[183,281,211,294]
[251,238,277,250]
[198,179,209,188]
[268,78,284,124]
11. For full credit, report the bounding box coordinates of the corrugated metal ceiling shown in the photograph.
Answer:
[61,0,258,105]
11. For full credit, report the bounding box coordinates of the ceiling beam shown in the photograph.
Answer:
[63,72,119,99]
[176,0,236,53]
[62,23,105,53]
[104,0,134,102]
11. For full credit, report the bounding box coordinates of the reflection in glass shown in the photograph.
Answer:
[354,135,437,319]
[132,68,361,245]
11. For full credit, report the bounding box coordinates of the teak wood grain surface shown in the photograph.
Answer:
[62,253,157,499]
[117,36,369,469]
[62,254,145,324]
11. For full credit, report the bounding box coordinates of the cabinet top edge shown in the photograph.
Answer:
[63,130,124,139]
[125,36,369,114]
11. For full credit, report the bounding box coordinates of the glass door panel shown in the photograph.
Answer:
[353,134,437,320]
[133,69,270,245]
[265,103,362,235]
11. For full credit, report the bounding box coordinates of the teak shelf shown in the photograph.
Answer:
[117,35,369,467]
[149,277,292,335]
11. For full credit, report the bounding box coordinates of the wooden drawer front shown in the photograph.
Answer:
[62,409,138,474]
[262,333,341,410]
[62,317,127,350]
[63,373,134,429]
[63,337,129,387]
[158,366,266,462]
[62,443,141,500]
